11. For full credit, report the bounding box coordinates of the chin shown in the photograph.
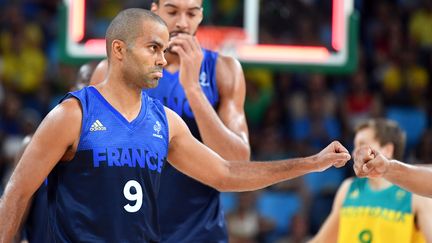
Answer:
[145,79,160,89]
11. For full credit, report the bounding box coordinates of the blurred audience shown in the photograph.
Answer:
[1,0,432,242]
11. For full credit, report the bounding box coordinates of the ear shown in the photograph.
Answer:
[381,143,394,159]
[151,3,158,13]
[111,39,126,60]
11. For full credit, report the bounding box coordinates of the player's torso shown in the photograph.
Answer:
[338,178,425,243]
[145,49,228,242]
[48,87,169,242]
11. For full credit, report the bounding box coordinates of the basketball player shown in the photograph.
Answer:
[355,138,432,199]
[150,0,249,241]
[309,119,432,243]
[91,0,250,241]
[0,9,351,242]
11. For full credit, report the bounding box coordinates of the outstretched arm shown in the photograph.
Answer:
[170,34,250,160]
[309,178,352,243]
[354,146,432,198]
[165,107,351,192]
[0,99,82,243]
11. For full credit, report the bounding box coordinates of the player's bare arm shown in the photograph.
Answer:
[165,107,350,192]
[412,194,432,241]
[309,178,352,243]
[354,146,432,198]
[0,98,82,243]
[170,34,250,160]
[382,162,432,198]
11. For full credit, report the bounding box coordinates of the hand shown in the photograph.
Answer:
[314,141,351,172]
[353,146,390,178]
[169,34,204,91]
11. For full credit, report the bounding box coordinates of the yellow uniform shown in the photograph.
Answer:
[338,178,425,243]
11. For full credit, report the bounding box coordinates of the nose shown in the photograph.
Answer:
[156,51,167,67]
[175,13,188,30]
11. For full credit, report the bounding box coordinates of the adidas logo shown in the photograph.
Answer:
[90,120,107,131]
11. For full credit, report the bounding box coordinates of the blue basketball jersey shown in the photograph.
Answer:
[47,87,169,242]
[146,49,228,242]
[24,181,48,243]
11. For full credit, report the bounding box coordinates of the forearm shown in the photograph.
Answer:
[185,88,249,160]
[217,156,317,192]
[0,188,30,242]
[384,160,432,197]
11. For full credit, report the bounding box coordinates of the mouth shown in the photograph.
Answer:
[169,31,189,39]
[153,71,163,79]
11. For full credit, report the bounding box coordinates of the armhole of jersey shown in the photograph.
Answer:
[211,51,220,104]
[59,92,86,151]
[341,178,359,207]
[203,49,220,107]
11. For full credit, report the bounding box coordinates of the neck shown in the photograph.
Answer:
[368,177,393,190]
[96,69,142,122]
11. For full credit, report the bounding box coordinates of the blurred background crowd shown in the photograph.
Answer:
[1,0,432,242]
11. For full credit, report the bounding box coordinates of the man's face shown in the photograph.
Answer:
[354,127,380,151]
[354,127,389,158]
[151,0,203,38]
[123,20,169,89]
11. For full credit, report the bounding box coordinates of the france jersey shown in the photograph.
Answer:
[146,49,227,242]
[24,181,48,243]
[47,87,169,242]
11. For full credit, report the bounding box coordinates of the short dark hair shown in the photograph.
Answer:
[355,119,406,160]
[153,0,203,6]
[105,8,166,58]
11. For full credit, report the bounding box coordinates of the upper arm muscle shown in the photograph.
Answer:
[165,107,227,189]
[7,98,82,198]
[215,55,249,143]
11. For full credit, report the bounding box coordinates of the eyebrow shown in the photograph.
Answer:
[163,3,202,11]
[148,40,165,49]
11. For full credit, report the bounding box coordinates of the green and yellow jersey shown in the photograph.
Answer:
[338,178,425,243]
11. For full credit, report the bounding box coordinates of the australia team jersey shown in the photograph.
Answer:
[47,87,169,242]
[145,49,227,242]
[338,178,425,243]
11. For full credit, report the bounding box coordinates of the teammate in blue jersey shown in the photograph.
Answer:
[149,1,249,241]
[0,8,351,242]
[150,1,249,241]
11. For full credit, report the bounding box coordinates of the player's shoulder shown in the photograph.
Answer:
[48,96,83,124]
[333,177,355,207]
[215,53,245,93]
[337,177,355,196]
[342,177,355,187]
[163,106,189,139]
[216,53,242,72]
[56,97,82,114]
[412,191,432,209]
